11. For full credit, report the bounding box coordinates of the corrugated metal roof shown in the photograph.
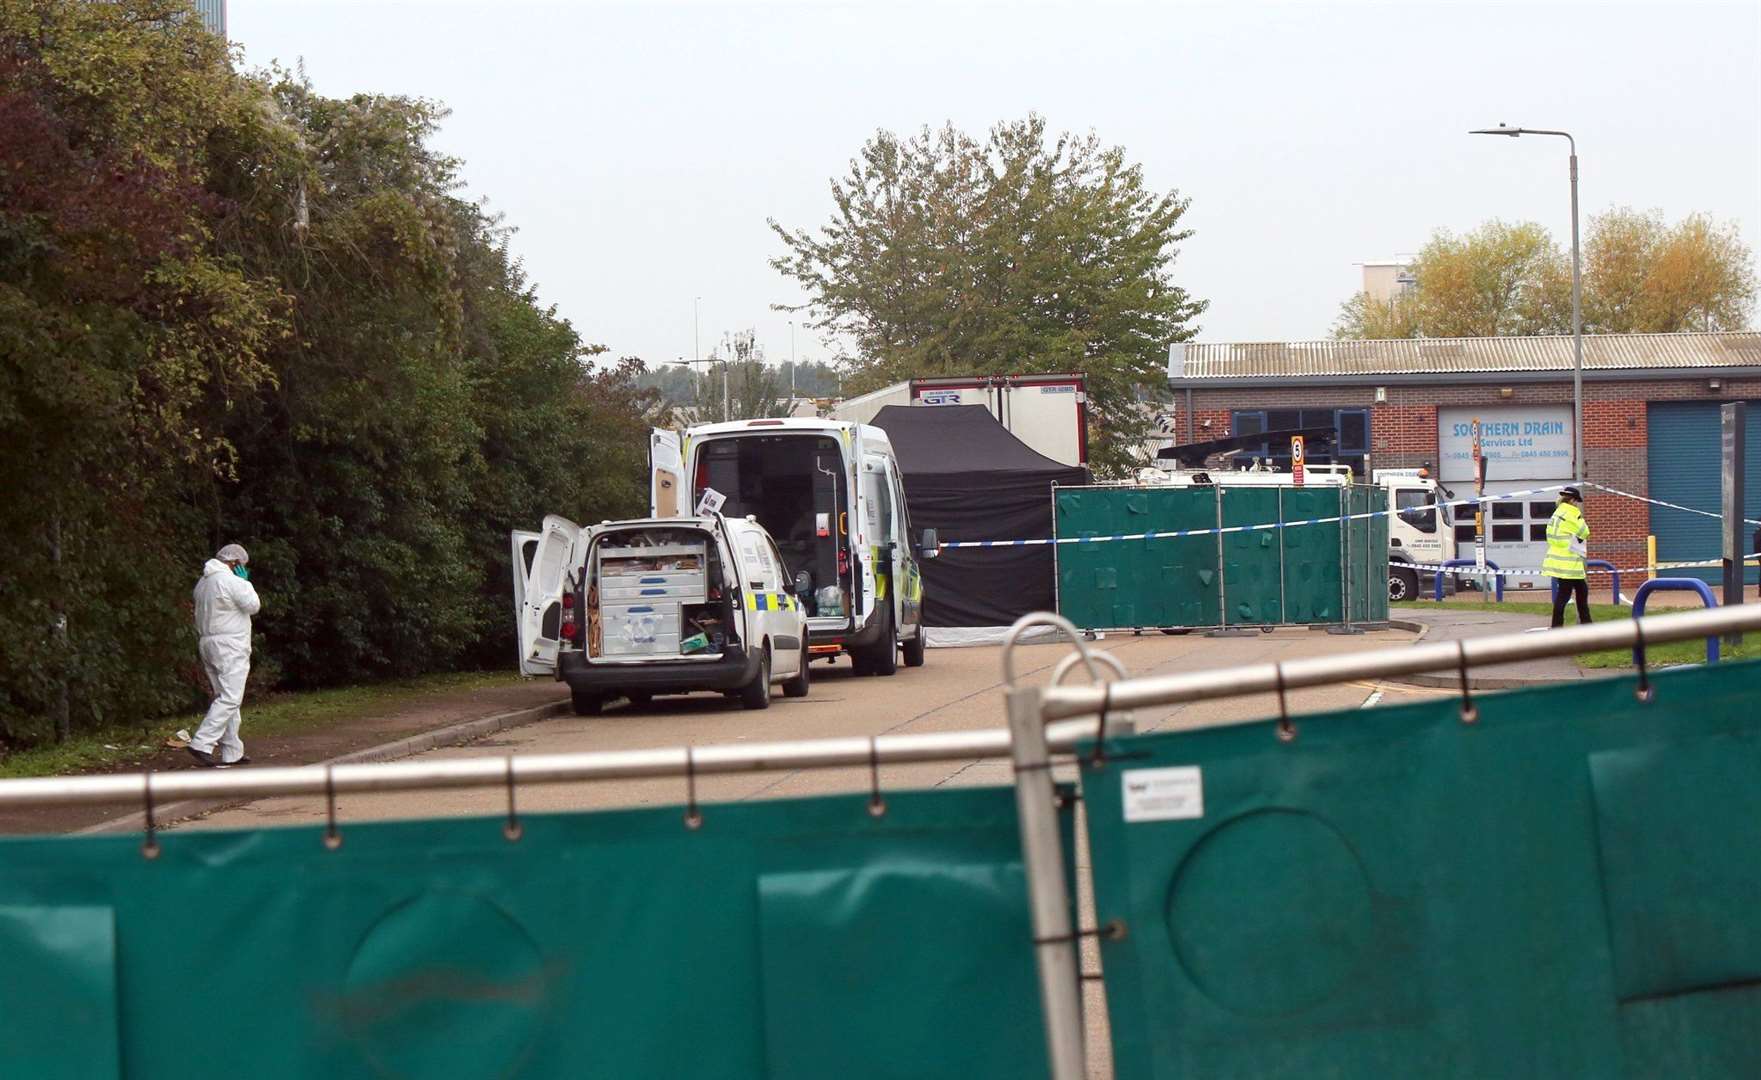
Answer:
[1174,331,1761,380]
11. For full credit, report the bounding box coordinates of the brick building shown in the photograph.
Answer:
[1166,331,1761,585]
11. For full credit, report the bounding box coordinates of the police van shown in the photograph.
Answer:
[650,419,937,675]
[512,513,810,714]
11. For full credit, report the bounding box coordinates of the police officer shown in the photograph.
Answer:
[1543,487,1591,628]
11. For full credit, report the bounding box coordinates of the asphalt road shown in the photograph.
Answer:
[177,625,1442,1079]
[180,625,1435,833]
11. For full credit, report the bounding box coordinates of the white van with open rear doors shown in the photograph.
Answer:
[650,418,936,675]
[512,513,809,714]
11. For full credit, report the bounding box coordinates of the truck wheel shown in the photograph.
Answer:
[740,647,772,710]
[902,626,926,668]
[570,689,602,716]
[1389,566,1420,603]
[781,643,810,698]
[866,605,898,677]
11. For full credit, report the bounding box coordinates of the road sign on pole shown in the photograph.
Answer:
[1472,418,1487,577]
[1291,435,1306,487]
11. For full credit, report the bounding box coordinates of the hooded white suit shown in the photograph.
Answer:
[192,558,261,763]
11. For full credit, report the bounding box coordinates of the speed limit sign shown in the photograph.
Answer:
[1291,434,1306,486]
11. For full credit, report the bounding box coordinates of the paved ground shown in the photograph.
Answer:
[177,627,1436,835]
[1394,607,1589,687]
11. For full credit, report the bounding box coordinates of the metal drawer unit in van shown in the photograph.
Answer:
[597,542,706,657]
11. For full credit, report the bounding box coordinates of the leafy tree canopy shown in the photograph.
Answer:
[1,0,657,746]
[1334,212,1756,339]
[770,115,1207,475]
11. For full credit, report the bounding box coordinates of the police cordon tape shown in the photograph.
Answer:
[1583,481,1761,528]
[934,481,1761,551]
[1400,552,1761,580]
[936,484,1571,549]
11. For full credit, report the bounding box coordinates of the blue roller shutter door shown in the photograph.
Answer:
[1645,402,1761,584]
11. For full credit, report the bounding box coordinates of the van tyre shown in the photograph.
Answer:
[570,689,603,716]
[740,647,772,710]
[865,605,898,677]
[1389,566,1419,603]
[901,627,926,668]
[781,643,810,698]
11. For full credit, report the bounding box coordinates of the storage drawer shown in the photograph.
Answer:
[601,584,708,603]
[601,602,681,656]
[600,571,704,590]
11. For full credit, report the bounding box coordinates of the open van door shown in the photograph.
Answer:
[651,429,683,518]
[512,514,581,676]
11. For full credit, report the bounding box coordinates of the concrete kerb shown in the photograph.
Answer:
[74,696,572,836]
[1382,614,1599,691]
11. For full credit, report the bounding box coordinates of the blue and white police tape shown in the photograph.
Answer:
[1584,481,1761,527]
[935,484,1570,550]
[1400,552,1761,579]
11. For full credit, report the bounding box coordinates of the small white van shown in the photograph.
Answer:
[512,514,809,714]
[650,419,937,675]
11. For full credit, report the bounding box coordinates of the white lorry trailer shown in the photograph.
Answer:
[831,373,1088,468]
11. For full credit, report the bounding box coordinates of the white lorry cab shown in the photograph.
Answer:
[1372,468,1457,601]
[512,514,810,714]
[650,418,937,675]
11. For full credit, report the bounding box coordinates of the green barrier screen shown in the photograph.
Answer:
[0,786,1065,1079]
[1081,660,1761,1079]
[1056,485,1384,630]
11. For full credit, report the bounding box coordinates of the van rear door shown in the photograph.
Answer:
[513,514,581,676]
[650,429,683,517]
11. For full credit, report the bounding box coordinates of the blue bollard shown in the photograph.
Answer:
[1631,578,1720,664]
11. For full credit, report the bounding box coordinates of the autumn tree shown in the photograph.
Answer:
[771,115,1207,475]
[1334,211,1754,339]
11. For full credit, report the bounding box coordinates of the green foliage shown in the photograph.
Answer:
[770,115,1207,476]
[1334,211,1756,339]
[0,0,657,748]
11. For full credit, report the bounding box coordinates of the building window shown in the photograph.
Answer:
[1229,407,1372,476]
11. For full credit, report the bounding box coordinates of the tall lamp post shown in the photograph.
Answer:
[1471,123,1583,484]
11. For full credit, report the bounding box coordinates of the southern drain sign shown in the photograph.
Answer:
[1122,765,1204,822]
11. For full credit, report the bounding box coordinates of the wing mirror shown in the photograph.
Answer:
[919,528,940,559]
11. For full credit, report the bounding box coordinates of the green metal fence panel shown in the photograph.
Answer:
[1221,488,1282,625]
[1279,488,1343,623]
[1366,488,1390,621]
[0,786,1063,1079]
[1056,487,1218,630]
[1081,660,1761,1079]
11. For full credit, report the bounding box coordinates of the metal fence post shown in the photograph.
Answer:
[1006,685,1085,1080]
[1215,486,1227,630]
[1277,486,1287,624]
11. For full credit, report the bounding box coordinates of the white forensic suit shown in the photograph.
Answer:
[192,558,262,764]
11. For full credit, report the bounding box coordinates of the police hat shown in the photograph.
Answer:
[1559,486,1583,501]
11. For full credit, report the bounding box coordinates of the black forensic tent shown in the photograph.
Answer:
[871,405,1090,631]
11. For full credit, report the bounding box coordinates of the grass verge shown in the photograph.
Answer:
[1393,600,1761,668]
[0,671,525,780]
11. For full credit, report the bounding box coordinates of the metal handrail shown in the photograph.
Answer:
[1036,603,1761,723]
[2,606,1757,810]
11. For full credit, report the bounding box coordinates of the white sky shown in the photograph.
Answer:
[232,0,1761,367]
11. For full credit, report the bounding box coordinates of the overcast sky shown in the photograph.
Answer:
[232,0,1760,369]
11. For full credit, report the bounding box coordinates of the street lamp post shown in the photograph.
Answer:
[789,320,797,401]
[1470,123,1583,485]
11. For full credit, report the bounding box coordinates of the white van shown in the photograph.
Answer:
[512,514,809,714]
[650,419,936,675]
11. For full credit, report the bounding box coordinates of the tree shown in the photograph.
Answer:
[1583,209,1755,332]
[1333,211,1754,339]
[1,0,657,745]
[770,115,1207,475]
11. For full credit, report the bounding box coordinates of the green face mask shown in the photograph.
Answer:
[233,565,251,580]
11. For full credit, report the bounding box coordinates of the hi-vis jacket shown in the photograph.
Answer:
[1542,502,1589,580]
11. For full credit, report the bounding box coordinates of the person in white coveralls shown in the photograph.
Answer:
[189,543,261,767]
